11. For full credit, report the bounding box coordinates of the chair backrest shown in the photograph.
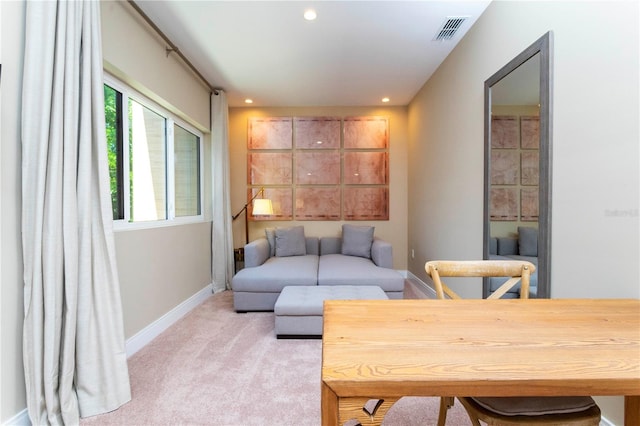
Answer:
[425,260,536,300]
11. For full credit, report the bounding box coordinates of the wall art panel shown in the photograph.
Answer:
[294,117,341,149]
[521,188,539,221]
[248,152,292,185]
[248,187,293,221]
[521,151,539,186]
[248,117,292,149]
[343,116,389,149]
[521,116,540,149]
[295,187,341,220]
[344,152,388,185]
[343,187,389,220]
[295,151,340,185]
[490,151,519,185]
[490,188,518,221]
[491,116,518,148]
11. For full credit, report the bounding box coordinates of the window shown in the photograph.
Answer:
[104,77,203,227]
[174,124,201,217]
[129,99,167,221]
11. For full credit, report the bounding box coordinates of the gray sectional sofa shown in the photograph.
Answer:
[489,226,538,298]
[232,225,404,312]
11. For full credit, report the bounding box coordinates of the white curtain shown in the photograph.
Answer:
[211,91,234,292]
[21,1,131,423]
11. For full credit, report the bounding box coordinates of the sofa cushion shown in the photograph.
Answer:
[244,238,271,267]
[320,237,342,255]
[370,238,393,268]
[232,255,319,292]
[490,237,498,255]
[518,226,538,256]
[304,237,320,256]
[320,237,393,268]
[275,226,306,257]
[265,228,276,257]
[471,396,596,416]
[497,237,518,255]
[341,224,374,258]
[318,254,404,292]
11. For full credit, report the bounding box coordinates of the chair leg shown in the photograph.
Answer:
[437,397,454,426]
[457,398,483,426]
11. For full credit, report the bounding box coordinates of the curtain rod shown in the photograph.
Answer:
[127,0,221,95]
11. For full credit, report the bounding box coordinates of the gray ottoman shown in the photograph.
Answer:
[274,285,388,338]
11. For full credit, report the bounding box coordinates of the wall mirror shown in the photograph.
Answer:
[483,32,553,298]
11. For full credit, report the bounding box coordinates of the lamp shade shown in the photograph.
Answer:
[252,198,273,216]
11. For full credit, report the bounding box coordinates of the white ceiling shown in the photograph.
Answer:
[135,1,491,107]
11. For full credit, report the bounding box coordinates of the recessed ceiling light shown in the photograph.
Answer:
[244,99,253,104]
[304,9,317,21]
[382,97,390,103]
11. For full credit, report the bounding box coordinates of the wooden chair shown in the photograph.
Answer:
[424,260,601,426]
[426,259,535,300]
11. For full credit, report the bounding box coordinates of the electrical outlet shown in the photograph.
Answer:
[411,249,415,259]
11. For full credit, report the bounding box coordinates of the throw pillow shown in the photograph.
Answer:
[341,224,374,259]
[265,228,276,257]
[275,226,306,257]
[518,226,538,257]
[497,238,518,256]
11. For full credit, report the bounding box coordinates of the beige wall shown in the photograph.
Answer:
[115,223,211,338]
[229,107,409,269]
[407,1,639,423]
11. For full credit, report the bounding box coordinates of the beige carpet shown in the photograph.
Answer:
[81,286,472,425]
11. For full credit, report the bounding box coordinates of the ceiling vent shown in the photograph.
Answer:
[434,16,468,41]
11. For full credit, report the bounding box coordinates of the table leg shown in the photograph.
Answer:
[625,396,640,426]
[321,382,339,426]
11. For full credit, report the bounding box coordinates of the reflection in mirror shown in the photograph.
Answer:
[483,32,553,299]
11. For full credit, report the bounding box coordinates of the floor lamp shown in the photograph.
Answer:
[232,187,274,246]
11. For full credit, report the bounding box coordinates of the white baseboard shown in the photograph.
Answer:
[405,270,437,298]
[3,409,30,426]
[600,417,615,426]
[125,284,213,357]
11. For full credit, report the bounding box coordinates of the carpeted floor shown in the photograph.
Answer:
[81,285,472,425]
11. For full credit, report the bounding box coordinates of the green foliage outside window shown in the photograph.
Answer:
[104,84,123,220]
[104,85,120,219]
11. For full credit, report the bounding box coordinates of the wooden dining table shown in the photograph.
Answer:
[321,299,640,425]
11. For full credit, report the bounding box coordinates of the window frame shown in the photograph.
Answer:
[104,73,205,231]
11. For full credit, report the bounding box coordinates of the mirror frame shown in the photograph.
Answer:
[483,31,553,298]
